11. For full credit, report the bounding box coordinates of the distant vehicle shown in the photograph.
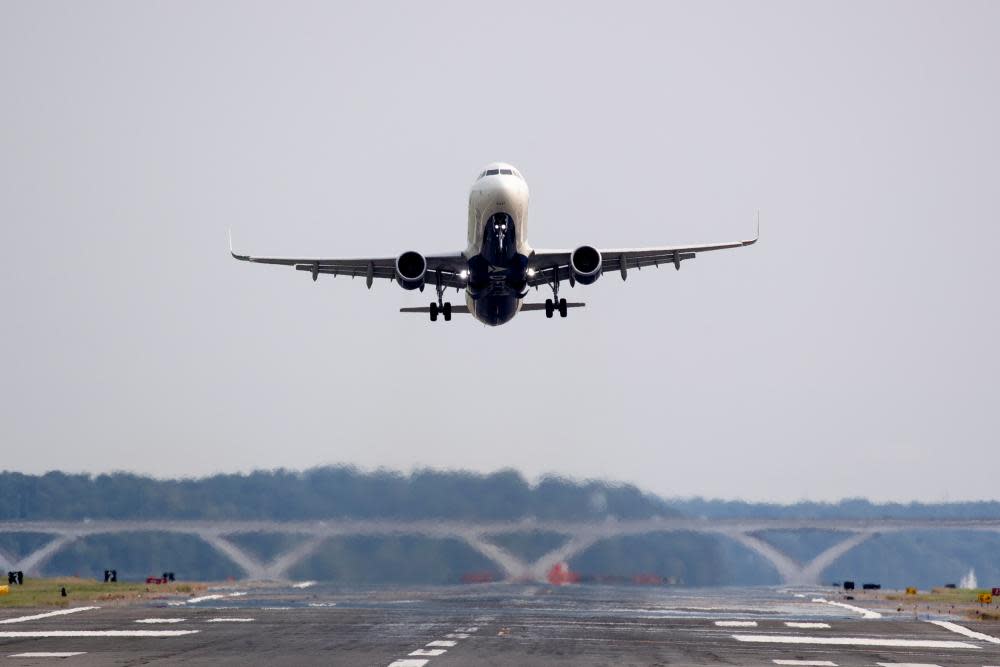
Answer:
[231,162,758,326]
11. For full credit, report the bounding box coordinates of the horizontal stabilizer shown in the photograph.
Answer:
[400,302,585,314]
[520,302,585,311]
[400,305,471,314]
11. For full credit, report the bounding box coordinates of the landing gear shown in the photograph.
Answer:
[430,277,452,322]
[545,274,569,319]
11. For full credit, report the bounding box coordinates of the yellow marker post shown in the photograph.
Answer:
[979,593,993,605]
[0,584,8,596]
[905,587,917,595]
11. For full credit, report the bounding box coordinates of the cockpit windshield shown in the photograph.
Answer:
[477,167,521,180]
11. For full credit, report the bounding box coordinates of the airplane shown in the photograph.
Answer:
[230,162,758,326]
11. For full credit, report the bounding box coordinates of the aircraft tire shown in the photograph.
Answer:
[430,302,439,322]
[443,302,452,321]
[545,299,554,318]
[558,298,568,318]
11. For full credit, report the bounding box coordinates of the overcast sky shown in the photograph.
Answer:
[1,1,997,503]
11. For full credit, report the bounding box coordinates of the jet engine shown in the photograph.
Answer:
[395,251,427,290]
[570,245,602,285]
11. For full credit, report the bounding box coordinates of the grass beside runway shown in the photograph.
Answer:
[0,576,209,608]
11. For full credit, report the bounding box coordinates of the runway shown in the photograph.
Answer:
[1,585,998,665]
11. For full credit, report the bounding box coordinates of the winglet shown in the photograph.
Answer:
[744,210,760,246]
[229,228,250,261]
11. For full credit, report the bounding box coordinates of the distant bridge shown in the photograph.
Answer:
[1,518,998,585]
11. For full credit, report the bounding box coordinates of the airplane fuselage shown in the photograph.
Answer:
[464,163,533,326]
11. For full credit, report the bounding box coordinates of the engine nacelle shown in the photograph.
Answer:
[395,251,427,290]
[570,245,602,285]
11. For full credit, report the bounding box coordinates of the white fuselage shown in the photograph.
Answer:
[466,163,532,259]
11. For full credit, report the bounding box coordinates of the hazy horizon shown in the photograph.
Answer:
[2,1,998,503]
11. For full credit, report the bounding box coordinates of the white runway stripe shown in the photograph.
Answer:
[8,653,86,658]
[387,660,428,667]
[811,597,882,619]
[773,660,837,666]
[875,663,942,666]
[715,620,758,627]
[135,618,185,624]
[445,633,469,639]
[425,640,456,647]
[409,648,447,656]
[733,634,977,649]
[205,618,254,623]
[928,620,1000,644]
[785,622,831,629]
[0,630,199,638]
[0,607,100,624]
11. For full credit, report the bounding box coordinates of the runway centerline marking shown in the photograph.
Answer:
[875,663,943,666]
[409,648,447,656]
[387,661,428,667]
[773,660,837,666]
[0,607,100,624]
[135,618,185,624]
[785,622,831,629]
[8,653,86,658]
[205,618,254,623]
[0,630,200,638]
[715,620,758,627]
[733,634,978,649]
[928,620,1000,644]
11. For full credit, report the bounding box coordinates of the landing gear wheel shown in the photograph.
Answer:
[558,298,568,318]
[545,298,554,319]
[429,302,439,322]
[443,302,452,321]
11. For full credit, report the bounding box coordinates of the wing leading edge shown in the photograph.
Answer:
[229,231,468,289]
[525,214,759,287]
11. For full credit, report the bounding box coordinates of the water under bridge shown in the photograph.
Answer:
[1,517,998,585]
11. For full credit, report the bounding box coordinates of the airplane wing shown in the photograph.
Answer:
[229,232,469,289]
[525,216,759,287]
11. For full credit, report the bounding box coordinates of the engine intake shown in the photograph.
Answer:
[570,245,602,285]
[395,251,427,290]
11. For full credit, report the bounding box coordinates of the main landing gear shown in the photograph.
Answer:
[544,276,568,318]
[429,279,452,322]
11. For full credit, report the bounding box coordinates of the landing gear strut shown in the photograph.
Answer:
[544,273,568,319]
[430,276,452,322]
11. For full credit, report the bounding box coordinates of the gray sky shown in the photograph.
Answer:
[1,1,997,503]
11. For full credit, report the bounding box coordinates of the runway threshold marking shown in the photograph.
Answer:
[773,661,837,666]
[0,607,100,624]
[409,649,447,657]
[733,634,978,649]
[425,640,456,647]
[785,622,831,629]
[715,620,758,627]
[0,630,199,638]
[8,653,86,658]
[928,620,1000,644]
[387,661,428,667]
